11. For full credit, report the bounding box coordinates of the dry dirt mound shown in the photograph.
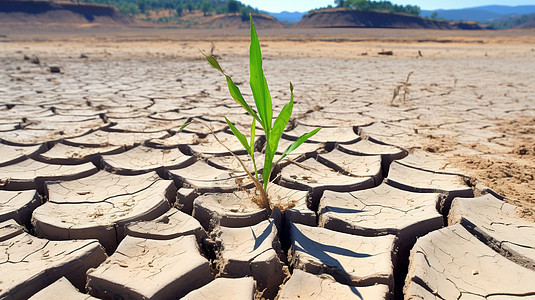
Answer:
[127,10,283,29]
[517,21,535,29]
[0,0,134,29]
[207,14,284,29]
[297,8,484,30]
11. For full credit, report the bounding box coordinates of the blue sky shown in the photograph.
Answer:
[239,0,535,13]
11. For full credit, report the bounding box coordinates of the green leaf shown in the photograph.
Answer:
[262,152,272,190]
[249,15,273,133]
[250,118,256,155]
[262,83,294,190]
[201,48,262,124]
[200,48,261,124]
[279,127,322,162]
[178,122,190,131]
[270,84,294,153]
[199,49,224,73]
[250,118,259,181]
[263,96,294,187]
[267,101,292,160]
[225,75,262,124]
[225,117,251,155]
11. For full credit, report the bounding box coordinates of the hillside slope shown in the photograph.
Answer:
[297,9,483,30]
[0,0,283,29]
[0,0,134,29]
[489,13,535,29]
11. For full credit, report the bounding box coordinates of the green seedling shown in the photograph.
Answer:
[201,15,321,209]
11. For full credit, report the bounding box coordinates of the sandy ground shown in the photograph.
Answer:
[1,27,534,219]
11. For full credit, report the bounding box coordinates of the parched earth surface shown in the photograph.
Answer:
[0,27,534,299]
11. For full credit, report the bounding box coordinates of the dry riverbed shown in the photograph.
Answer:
[0,27,534,299]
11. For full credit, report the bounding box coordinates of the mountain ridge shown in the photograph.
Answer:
[421,5,535,22]
[264,11,304,23]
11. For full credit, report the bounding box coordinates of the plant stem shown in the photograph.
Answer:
[191,120,271,209]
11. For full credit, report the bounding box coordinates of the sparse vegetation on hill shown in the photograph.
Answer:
[73,0,258,20]
[1,0,280,28]
[316,0,420,16]
[0,0,133,28]
[487,13,535,29]
[297,8,483,30]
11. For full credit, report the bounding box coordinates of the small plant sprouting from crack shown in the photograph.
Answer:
[390,71,413,106]
[199,15,321,210]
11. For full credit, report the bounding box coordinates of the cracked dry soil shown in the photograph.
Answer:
[0,27,534,299]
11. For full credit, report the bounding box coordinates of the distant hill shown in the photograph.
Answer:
[266,5,535,26]
[0,0,134,29]
[471,5,535,15]
[206,14,283,29]
[296,9,484,30]
[421,5,535,22]
[0,0,283,29]
[156,11,283,28]
[74,0,259,18]
[266,11,304,23]
[487,13,535,29]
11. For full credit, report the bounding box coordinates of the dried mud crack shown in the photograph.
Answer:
[1,29,534,299]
